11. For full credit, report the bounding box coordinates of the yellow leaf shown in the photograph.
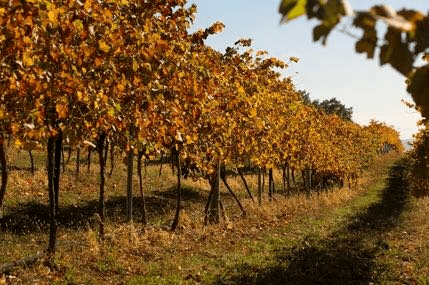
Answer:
[24,16,33,27]
[84,0,92,11]
[255,119,264,130]
[132,59,139,72]
[0,109,4,119]
[14,29,21,38]
[98,40,110,53]
[237,85,245,95]
[249,108,257,117]
[56,103,68,119]
[15,139,22,148]
[103,8,112,19]
[279,0,307,22]
[23,52,33,66]
[47,6,60,27]
[23,36,32,44]
[73,19,83,31]
[48,10,56,22]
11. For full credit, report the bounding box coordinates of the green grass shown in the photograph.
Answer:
[121,156,416,284]
[2,151,429,284]
[191,157,418,284]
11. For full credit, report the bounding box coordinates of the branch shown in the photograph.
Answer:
[335,25,384,50]
[0,251,46,275]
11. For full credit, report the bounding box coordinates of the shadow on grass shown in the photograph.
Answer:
[215,158,411,285]
[0,185,207,235]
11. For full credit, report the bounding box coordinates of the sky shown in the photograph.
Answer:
[189,0,428,139]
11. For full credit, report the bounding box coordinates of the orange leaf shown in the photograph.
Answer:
[117,83,125,92]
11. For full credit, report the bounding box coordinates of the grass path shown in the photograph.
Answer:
[227,159,410,284]
[201,157,429,285]
[183,156,427,285]
[3,154,429,284]
[126,155,426,284]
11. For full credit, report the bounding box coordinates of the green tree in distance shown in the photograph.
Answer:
[299,90,353,121]
[278,0,429,118]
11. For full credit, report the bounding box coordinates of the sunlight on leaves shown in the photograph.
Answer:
[279,0,307,22]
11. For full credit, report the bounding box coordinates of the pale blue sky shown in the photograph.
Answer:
[190,0,428,139]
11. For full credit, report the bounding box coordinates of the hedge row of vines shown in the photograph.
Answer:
[0,0,403,255]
